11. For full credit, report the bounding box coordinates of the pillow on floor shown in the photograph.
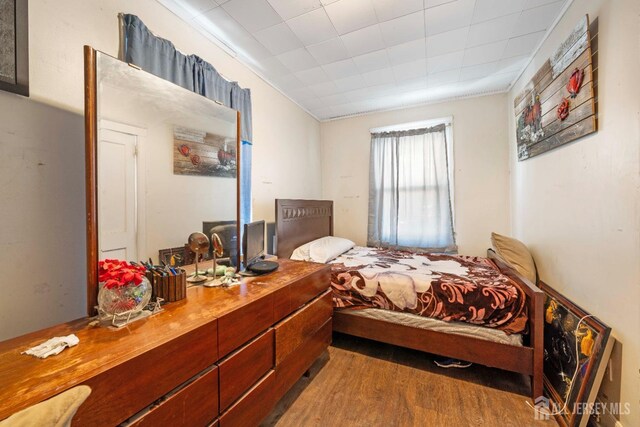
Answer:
[490,232,537,283]
[0,385,91,427]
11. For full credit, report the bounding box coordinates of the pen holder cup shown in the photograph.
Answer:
[146,270,187,303]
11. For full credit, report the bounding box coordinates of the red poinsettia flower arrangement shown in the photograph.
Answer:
[99,259,147,289]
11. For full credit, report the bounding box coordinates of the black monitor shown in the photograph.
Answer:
[243,220,265,267]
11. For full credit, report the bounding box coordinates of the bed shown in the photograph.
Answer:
[275,199,543,401]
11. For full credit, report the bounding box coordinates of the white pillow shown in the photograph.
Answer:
[290,240,313,261]
[290,236,355,263]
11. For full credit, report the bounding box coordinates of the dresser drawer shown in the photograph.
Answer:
[275,318,332,400]
[129,366,218,426]
[275,290,332,365]
[73,322,218,426]
[217,295,274,358]
[218,328,274,411]
[219,370,276,427]
[288,267,330,312]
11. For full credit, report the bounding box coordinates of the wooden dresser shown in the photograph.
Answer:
[0,259,331,426]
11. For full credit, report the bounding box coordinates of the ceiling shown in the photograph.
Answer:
[158,0,569,121]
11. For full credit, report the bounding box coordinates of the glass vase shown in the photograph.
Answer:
[98,277,152,317]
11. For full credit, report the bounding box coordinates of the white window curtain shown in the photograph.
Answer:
[367,123,456,252]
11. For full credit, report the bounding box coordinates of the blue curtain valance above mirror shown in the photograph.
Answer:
[120,13,252,225]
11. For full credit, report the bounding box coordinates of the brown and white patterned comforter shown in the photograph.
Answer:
[330,247,528,334]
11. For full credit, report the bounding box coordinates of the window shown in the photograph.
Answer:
[367,119,456,252]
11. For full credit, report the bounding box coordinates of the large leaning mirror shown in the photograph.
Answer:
[84,47,241,314]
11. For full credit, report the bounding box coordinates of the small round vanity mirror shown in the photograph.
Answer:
[212,233,224,258]
[187,232,210,283]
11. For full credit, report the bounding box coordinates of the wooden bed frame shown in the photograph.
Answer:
[275,199,543,401]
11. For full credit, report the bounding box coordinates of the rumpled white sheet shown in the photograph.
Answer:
[21,334,79,359]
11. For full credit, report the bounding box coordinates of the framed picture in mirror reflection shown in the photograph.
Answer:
[173,126,237,178]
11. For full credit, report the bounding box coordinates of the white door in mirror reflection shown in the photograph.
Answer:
[99,129,137,261]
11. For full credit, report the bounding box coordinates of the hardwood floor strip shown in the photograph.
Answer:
[263,334,557,427]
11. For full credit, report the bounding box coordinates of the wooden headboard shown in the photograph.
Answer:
[275,199,333,259]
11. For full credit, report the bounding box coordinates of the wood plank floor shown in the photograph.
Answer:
[263,333,557,427]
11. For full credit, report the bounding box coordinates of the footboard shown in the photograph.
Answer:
[488,249,544,400]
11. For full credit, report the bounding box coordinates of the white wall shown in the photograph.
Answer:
[320,93,511,256]
[0,92,86,339]
[508,1,640,425]
[0,0,321,340]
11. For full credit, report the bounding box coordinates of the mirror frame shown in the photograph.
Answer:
[84,46,242,315]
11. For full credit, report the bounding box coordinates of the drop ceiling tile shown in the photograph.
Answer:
[221,0,282,32]
[425,0,475,36]
[287,86,316,101]
[308,80,340,97]
[503,30,545,57]
[392,58,427,81]
[511,1,564,37]
[472,0,525,23]
[395,76,428,92]
[287,8,337,45]
[369,96,401,107]
[466,13,519,48]
[234,37,274,61]
[427,69,460,87]
[491,70,519,85]
[235,34,272,63]
[294,66,330,84]
[301,97,327,109]
[306,37,350,64]
[426,27,468,57]
[254,55,291,77]
[319,92,349,105]
[266,0,323,20]
[341,24,386,56]
[276,47,318,71]
[267,72,302,88]
[379,11,425,47]
[331,103,358,116]
[349,99,376,111]
[340,89,368,103]
[425,0,457,8]
[468,70,518,92]
[194,6,243,39]
[524,0,565,9]
[274,74,306,90]
[195,7,272,59]
[350,85,378,100]
[310,106,336,119]
[496,55,529,74]
[352,49,391,73]
[395,88,429,105]
[325,0,378,35]
[462,40,506,66]
[427,50,464,73]
[386,38,427,64]
[181,0,219,16]
[371,0,424,22]
[322,58,360,78]
[362,67,395,86]
[333,74,367,91]
[460,61,499,81]
[254,23,303,55]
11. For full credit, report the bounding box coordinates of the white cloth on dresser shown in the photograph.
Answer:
[21,334,80,359]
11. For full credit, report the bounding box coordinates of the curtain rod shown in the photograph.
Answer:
[370,116,452,134]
